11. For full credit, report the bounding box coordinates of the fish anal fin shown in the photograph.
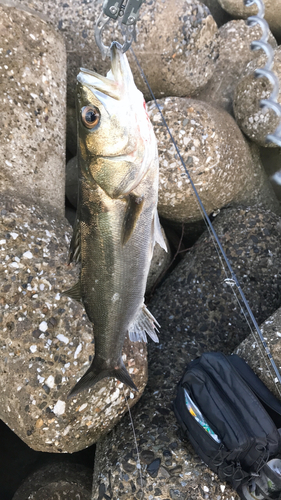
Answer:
[121,193,144,245]
[61,281,82,302]
[129,303,160,343]
[67,358,137,398]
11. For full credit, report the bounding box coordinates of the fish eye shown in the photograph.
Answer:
[81,106,100,129]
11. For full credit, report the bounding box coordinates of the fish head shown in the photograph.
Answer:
[76,42,157,198]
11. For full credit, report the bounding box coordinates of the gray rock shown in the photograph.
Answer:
[65,205,77,227]
[125,0,219,102]
[12,0,219,106]
[0,191,147,453]
[260,146,281,203]
[197,20,277,114]
[235,306,281,400]
[92,205,281,499]
[217,0,281,40]
[203,0,232,27]
[66,156,78,208]
[148,97,280,223]
[0,3,66,217]
[233,47,281,147]
[12,463,92,500]
[66,106,77,157]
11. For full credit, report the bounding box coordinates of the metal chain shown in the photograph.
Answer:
[244,0,281,147]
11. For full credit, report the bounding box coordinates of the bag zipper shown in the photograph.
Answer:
[223,354,279,435]
[183,367,250,449]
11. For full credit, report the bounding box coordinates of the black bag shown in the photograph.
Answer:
[173,352,281,493]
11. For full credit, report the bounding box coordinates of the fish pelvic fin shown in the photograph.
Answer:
[67,358,137,399]
[121,193,144,246]
[128,303,160,343]
[68,216,81,265]
[61,281,82,302]
[153,209,168,252]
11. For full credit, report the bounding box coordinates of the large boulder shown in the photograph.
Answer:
[148,97,280,223]
[235,307,281,400]
[92,204,281,500]
[0,191,147,453]
[197,20,277,114]
[12,0,218,107]
[233,46,281,147]
[0,3,66,217]
[12,463,92,500]
[217,0,281,40]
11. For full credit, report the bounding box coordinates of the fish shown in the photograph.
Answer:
[64,42,167,398]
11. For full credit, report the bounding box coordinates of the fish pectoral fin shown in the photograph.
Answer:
[61,281,82,302]
[121,193,144,245]
[68,358,137,398]
[128,303,160,343]
[68,216,81,265]
[153,209,168,252]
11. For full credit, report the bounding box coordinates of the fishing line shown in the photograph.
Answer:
[122,387,143,491]
[130,46,281,395]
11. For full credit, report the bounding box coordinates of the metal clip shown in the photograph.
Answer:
[95,0,144,60]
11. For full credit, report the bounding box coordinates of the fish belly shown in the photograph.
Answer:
[80,163,158,366]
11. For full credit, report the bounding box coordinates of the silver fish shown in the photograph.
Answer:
[64,42,167,398]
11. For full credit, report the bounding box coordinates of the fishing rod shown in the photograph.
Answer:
[94,0,281,389]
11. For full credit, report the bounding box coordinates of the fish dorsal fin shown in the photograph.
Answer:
[121,194,144,245]
[128,303,160,343]
[68,217,81,265]
[61,281,82,302]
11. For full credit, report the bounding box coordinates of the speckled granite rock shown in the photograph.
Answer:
[0,191,147,453]
[217,0,281,40]
[91,205,281,500]
[0,3,66,217]
[14,0,218,107]
[197,20,277,114]
[124,0,219,102]
[149,206,281,353]
[12,463,92,500]
[233,47,281,147]
[235,307,281,400]
[148,97,280,223]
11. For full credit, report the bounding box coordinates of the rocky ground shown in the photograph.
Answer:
[1,0,281,498]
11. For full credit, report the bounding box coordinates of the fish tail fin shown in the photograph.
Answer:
[67,358,137,399]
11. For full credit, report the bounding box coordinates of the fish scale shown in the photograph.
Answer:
[63,42,167,398]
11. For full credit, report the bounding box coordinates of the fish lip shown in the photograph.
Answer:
[95,151,138,162]
[77,40,135,101]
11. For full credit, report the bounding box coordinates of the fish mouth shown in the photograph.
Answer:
[77,42,135,101]
[96,149,139,163]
